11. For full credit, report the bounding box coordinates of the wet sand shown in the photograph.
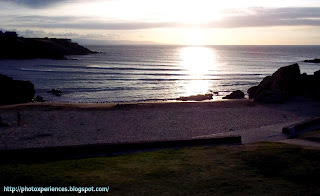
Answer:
[1,99,320,150]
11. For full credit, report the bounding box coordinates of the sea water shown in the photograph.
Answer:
[0,45,320,103]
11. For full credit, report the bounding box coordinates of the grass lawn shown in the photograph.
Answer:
[298,130,320,143]
[1,142,320,195]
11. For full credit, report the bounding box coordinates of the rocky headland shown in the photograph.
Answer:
[0,31,97,60]
[304,58,320,63]
[248,63,320,103]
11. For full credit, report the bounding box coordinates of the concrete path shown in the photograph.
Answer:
[195,121,320,149]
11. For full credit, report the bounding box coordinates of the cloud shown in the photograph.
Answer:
[2,0,72,8]
[13,29,119,40]
[3,0,111,8]
[6,28,155,45]
[209,7,320,28]
[2,15,181,30]
[2,7,320,30]
[20,30,79,38]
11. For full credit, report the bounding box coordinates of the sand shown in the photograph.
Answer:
[1,99,320,150]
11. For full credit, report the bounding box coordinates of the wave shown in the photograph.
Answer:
[21,68,53,72]
[86,65,185,72]
[218,83,257,87]
[21,67,264,77]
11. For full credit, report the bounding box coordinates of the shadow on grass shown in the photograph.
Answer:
[298,130,320,143]
[1,142,320,195]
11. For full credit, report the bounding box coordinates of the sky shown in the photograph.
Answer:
[1,0,320,45]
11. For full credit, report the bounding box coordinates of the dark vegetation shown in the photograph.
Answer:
[1,142,319,195]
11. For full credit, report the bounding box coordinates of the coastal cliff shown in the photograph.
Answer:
[0,31,97,60]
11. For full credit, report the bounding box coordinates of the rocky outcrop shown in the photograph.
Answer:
[304,58,320,63]
[47,89,62,96]
[35,95,45,102]
[298,70,320,100]
[0,32,97,60]
[222,90,244,99]
[177,93,213,101]
[248,63,320,103]
[0,74,35,105]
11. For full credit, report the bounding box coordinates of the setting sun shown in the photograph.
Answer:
[180,46,216,76]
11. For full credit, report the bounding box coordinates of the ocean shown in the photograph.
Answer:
[0,45,320,103]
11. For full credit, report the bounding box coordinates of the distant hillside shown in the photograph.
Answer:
[0,31,97,60]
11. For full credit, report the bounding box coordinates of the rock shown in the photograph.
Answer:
[298,73,314,97]
[303,71,320,100]
[177,93,213,101]
[47,89,62,96]
[247,63,300,103]
[247,86,259,99]
[0,74,35,105]
[256,89,284,103]
[271,63,300,93]
[222,90,245,99]
[35,95,45,102]
[304,58,320,63]
[248,64,320,103]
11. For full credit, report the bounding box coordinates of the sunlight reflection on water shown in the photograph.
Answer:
[178,46,217,96]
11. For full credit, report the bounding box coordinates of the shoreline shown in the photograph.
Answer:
[0,98,245,110]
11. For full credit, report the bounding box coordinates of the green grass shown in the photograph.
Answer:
[1,142,320,195]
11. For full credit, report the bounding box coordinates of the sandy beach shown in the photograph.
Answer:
[1,99,319,150]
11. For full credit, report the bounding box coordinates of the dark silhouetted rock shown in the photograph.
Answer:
[0,31,98,60]
[47,89,62,96]
[300,70,320,100]
[304,58,320,63]
[247,63,300,103]
[248,64,320,103]
[247,86,259,99]
[177,93,213,101]
[0,74,35,105]
[35,95,45,102]
[222,90,245,99]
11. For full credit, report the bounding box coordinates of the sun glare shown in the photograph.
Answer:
[180,46,216,75]
[183,28,207,45]
[179,46,216,96]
